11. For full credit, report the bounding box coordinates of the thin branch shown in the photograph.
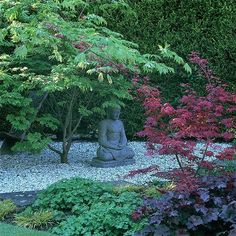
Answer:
[49,93,64,126]
[48,144,62,156]
[0,132,25,141]
[20,92,49,142]
[194,141,210,177]
[71,90,94,135]
[78,0,89,19]
[175,154,184,172]
[63,89,77,142]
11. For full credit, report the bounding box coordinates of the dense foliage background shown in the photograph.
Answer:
[88,0,236,137]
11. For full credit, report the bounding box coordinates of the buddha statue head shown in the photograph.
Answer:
[106,105,121,120]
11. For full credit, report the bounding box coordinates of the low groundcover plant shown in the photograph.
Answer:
[133,173,236,236]
[19,177,154,236]
[0,199,17,220]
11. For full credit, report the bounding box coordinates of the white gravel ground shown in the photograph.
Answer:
[0,141,232,193]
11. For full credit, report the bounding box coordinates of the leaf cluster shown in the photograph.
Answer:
[14,209,54,229]
[135,174,236,235]
[135,53,236,191]
[0,199,17,220]
[29,177,148,236]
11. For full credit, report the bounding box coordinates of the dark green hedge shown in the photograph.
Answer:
[92,0,236,86]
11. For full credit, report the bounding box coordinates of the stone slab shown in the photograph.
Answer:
[90,158,135,168]
[0,190,40,206]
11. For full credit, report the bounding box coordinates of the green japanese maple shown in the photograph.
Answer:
[0,0,190,163]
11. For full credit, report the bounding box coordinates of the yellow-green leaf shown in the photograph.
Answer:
[107,74,113,84]
[98,72,104,82]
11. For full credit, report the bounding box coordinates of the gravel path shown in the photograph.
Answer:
[0,141,232,193]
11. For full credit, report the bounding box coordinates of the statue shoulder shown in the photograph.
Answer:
[117,119,124,126]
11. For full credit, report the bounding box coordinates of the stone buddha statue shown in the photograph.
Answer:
[91,106,135,167]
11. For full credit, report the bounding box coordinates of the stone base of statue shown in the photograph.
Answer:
[90,158,135,168]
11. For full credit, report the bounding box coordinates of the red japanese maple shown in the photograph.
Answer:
[135,52,236,190]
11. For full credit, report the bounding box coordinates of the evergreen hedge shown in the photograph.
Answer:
[92,0,236,86]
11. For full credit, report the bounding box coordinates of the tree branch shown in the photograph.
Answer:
[175,154,184,172]
[194,141,210,177]
[20,92,49,142]
[48,144,63,156]
[48,144,62,155]
[71,90,94,135]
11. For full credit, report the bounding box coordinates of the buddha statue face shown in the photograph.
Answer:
[107,107,121,120]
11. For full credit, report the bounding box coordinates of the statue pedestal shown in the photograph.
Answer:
[90,158,135,168]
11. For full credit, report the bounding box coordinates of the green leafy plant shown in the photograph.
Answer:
[113,185,145,194]
[113,184,161,198]
[27,177,149,236]
[32,177,114,211]
[52,191,146,236]
[0,199,16,220]
[14,209,53,229]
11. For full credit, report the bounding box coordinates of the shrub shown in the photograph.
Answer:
[93,0,236,87]
[133,174,236,235]
[29,178,149,236]
[134,52,236,191]
[14,209,53,229]
[32,178,114,211]
[51,191,146,236]
[0,199,16,220]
